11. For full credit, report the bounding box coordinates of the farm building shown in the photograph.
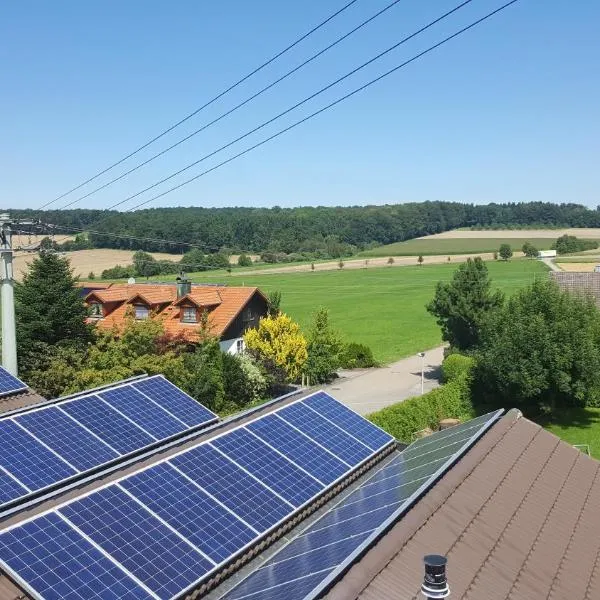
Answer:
[550,271,600,308]
[0,373,599,600]
[537,249,557,258]
[81,277,269,354]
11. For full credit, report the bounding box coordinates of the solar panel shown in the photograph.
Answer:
[0,366,28,398]
[0,469,29,506]
[17,407,119,472]
[0,392,395,600]
[62,395,157,454]
[247,414,350,485]
[211,428,324,507]
[278,402,373,466]
[60,486,215,599]
[0,420,76,492]
[133,376,218,427]
[122,463,257,564]
[0,376,217,510]
[303,392,395,451]
[98,386,186,440]
[170,444,293,533]
[222,410,504,600]
[0,513,154,600]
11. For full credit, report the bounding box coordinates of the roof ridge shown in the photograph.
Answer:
[548,462,600,600]
[350,412,522,600]
[462,435,561,600]
[505,450,581,600]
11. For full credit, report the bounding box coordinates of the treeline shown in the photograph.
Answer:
[6,202,600,256]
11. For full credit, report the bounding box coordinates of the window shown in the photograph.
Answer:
[236,339,244,354]
[88,302,102,318]
[182,306,197,323]
[134,304,149,320]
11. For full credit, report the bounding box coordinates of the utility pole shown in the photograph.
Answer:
[0,213,18,375]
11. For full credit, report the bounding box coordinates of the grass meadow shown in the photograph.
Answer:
[544,407,600,459]
[359,237,561,257]
[136,259,549,364]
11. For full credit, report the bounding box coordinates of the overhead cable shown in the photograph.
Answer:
[36,0,362,211]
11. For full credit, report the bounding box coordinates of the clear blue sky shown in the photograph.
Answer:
[2,0,599,211]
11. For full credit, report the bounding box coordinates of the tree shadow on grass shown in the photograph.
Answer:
[538,406,600,431]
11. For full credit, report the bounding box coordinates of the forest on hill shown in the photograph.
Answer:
[7,202,600,256]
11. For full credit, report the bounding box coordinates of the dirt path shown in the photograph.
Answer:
[323,345,445,415]
[233,252,512,276]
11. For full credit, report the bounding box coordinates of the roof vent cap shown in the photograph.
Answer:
[421,554,450,599]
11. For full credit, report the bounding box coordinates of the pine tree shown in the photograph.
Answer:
[16,252,94,373]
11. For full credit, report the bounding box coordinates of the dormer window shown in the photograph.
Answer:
[88,302,103,318]
[181,306,197,323]
[134,304,149,320]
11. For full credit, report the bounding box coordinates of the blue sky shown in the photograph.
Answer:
[2,0,599,211]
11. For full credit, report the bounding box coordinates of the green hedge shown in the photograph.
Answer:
[441,353,474,384]
[367,378,475,443]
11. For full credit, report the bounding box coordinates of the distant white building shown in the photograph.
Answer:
[537,249,557,259]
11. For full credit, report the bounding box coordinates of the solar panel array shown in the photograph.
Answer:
[0,375,217,509]
[0,392,395,600]
[222,410,504,600]
[0,366,28,398]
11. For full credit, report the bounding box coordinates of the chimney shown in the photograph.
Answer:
[421,555,450,599]
[176,272,192,298]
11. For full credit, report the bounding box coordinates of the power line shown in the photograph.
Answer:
[44,0,519,252]
[36,0,362,211]
[55,0,405,211]
[102,0,476,212]
[126,0,520,212]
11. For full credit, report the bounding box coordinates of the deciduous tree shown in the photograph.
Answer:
[473,280,600,415]
[304,308,343,384]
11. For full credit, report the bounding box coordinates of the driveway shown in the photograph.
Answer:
[323,346,445,415]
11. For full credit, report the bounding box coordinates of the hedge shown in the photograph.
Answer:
[441,353,475,384]
[367,378,475,443]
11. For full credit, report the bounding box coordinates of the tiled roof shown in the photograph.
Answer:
[0,389,47,415]
[86,283,264,341]
[326,410,600,600]
[551,271,600,307]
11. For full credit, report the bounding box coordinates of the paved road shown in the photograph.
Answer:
[323,346,445,415]
[542,257,561,272]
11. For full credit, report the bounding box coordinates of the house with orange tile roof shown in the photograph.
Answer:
[82,276,269,354]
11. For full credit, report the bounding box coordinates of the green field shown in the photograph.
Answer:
[545,407,600,459]
[125,260,549,364]
[359,237,561,257]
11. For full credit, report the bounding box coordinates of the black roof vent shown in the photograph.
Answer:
[421,554,450,599]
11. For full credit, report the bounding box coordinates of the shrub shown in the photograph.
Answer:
[368,379,474,443]
[339,343,377,369]
[441,353,474,384]
[238,254,252,267]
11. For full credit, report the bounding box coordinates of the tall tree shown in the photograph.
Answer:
[473,280,600,415]
[426,258,504,352]
[16,252,94,374]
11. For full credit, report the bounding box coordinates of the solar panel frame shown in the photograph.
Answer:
[221,409,504,600]
[0,366,28,398]
[0,390,396,600]
[0,375,218,512]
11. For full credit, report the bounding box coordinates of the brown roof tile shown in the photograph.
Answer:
[551,272,600,307]
[86,284,263,341]
[325,413,600,600]
[0,389,47,415]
